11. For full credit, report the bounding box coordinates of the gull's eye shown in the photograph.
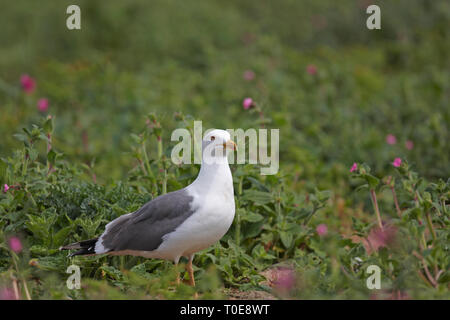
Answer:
[210,136,215,141]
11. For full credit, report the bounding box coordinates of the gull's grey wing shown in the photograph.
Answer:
[98,188,195,252]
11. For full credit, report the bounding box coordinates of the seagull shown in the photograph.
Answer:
[60,129,237,286]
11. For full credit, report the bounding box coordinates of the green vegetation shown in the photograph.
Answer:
[0,0,448,299]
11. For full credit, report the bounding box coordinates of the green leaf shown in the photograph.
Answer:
[241,210,264,223]
[130,263,149,277]
[28,148,38,161]
[13,133,28,143]
[355,183,369,192]
[130,133,142,144]
[30,245,49,255]
[364,174,380,189]
[43,117,53,134]
[100,266,124,281]
[53,226,73,247]
[315,188,332,202]
[280,231,293,248]
[246,176,270,192]
[241,190,273,205]
[47,149,57,165]
[242,220,265,239]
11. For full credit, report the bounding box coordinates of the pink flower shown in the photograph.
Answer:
[316,224,328,236]
[20,74,36,94]
[243,70,255,81]
[392,158,402,167]
[405,140,414,150]
[366,225,397,253]
[0,287,17,300]
[37,98,49,112]
[386,134,397,145]
[242,97,253,110]
[306,64,317,75]
[8,237,22,253]
[273,267,296,293]
[3,184,9,193]
[350,162,358,173]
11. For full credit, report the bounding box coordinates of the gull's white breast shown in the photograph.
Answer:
[154,185,235,261]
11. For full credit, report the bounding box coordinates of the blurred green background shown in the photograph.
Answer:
[0,0,449,185]
[0,0,449,300]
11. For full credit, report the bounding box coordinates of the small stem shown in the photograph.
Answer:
[413,251,438,288]
[435,269,444,281]
[235,211,241,247]
[390,186,402,217]
[46,133,53,176]
[414,191,421,207]
[259,111,265,129]
[417,270,433,288]
[425,212,437,244]
[47,133,52,153]
[157,136,163,159]
[22,152,28,177]
[235,176,243,247]
[441,198,447,215]
[12,255,31,300]
[276,193,282,216]
[22,280,31,300]
[138,159,148,175]
[12,277,20,300]
[370,189,383,230]
[238,177,243,196]
[142,142,154,180]
[162,169,167,195]
[421,233,427,249]
[47,164,54,177]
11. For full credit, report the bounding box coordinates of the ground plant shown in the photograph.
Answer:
[0,0,448,300]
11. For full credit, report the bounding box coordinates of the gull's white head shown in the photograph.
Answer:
[202,129,236,162]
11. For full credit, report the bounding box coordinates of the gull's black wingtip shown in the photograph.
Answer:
[60,238,99,257]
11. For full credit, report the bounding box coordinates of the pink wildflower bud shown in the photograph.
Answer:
[405,140,414,150]
[242,97,253,110]
[386,134,397,145]
[37,98,49,112]
[306,64,317,75]
[8,237,23,253]
[316,224,328,236]
[367,225,397,252]
[273,267,296,293]
[20,74,36,94]
[243,70,255,81]
[392,158,402,167]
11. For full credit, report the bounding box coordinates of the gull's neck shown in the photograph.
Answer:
[189,155,233,195]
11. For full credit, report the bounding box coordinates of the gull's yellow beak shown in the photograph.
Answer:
[223,140,237,150]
